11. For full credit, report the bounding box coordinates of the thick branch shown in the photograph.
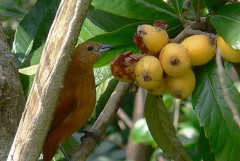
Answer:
[0,27,25,161]
[7,0,92,161]
[72,82,132,161]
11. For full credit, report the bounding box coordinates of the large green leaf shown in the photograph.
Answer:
[197,128,215,161]
[90,23,142,67]
[0,1,27,18]
[209,3,240,49]
[203,0,227,10]
[192,60,240,160]
[13,0,60,66]
[92,0,181,28]
[145,94,192,161]
[79,7,141,42]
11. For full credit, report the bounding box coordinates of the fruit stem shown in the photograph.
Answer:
[216,47,240,127]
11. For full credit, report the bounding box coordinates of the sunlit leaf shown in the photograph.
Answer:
[209,3,240,49]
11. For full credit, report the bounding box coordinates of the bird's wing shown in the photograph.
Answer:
[49,91,77,132]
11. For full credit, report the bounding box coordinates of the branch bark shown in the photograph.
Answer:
[7,0,92,161]
[0,28,26,160]
[72,82,132,161]
[126,88,154,161]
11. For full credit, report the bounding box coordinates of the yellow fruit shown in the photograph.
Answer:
[181,35,216,66]
[135,24,169,55]
[147,78,167,96]
[159,43,191,77]
[217,36,240,63]
[135,55,163,89]
[166,69,196,99]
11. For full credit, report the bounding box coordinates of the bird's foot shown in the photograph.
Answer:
[80,130,101,146]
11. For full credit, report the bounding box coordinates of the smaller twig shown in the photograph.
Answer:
[71,82,132,161]
[173,99,181,130]
[216,47,240,127]
[117,108,133,128]
[101,135,126,149]
[171,25,216,43]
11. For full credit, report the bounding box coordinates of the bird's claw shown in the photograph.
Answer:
[80,130,101,146]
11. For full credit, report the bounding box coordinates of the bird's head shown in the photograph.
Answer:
[74,41,113,66]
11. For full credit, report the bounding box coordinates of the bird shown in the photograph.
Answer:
[43,41,113,161]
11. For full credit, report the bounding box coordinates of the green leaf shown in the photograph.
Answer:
[90,23,142,68]
[92,0,181,28]
[209,3,240,49]
[18,64,38,75]
[170,0,184,20]
[79,7,141,42]
[197,128,215,161]
[145,94,192,161]
[13,0,60,66]
[192,60,240,161]
[203,0,227,10]
[190,0,205,15]
[92,0,177,19]
[0,1,27,18]
[19,73,34,97]
[29,45,44,66]
[94,65,113,86]
[61,136,79,157]
[90,77,118,123]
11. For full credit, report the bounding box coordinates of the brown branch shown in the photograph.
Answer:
[0,26,26,161]
[216,47,240,127]
[171,25,216,43]
[7,0,92,161]
[71,82,132,161]
[117,108,133,128]
[126,88,153,161]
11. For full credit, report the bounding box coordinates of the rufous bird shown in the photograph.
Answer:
[43,41,113,161]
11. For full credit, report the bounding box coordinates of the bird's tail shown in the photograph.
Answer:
[43,137,59,161]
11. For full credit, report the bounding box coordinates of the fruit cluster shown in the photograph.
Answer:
[111,24,240,99]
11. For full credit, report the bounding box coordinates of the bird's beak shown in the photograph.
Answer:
[98,44,113,53]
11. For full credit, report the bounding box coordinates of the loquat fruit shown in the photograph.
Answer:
[134,55,163,89]
[217,36,240,63]
[134,24,169,55]
[181,35,216,66]
[147,78,167,96]
[159,43,191,77]
[166,69,196,99]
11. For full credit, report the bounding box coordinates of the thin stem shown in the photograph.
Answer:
[173,99,181,130]
[216,47,240,127]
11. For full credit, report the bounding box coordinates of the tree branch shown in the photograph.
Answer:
[7,0,92,161]
[72,82,132,161]
[0,27,26,161]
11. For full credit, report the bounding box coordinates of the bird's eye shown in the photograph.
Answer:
[87,46,94,51]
